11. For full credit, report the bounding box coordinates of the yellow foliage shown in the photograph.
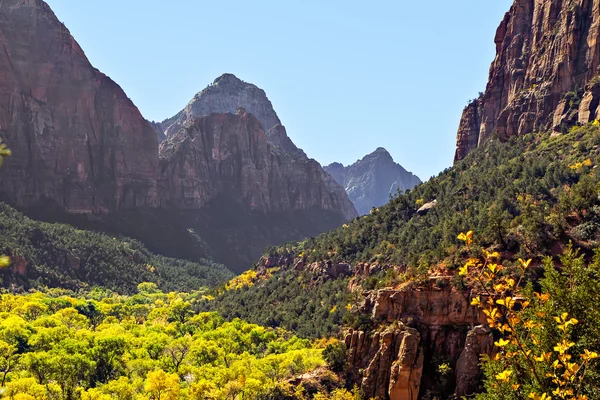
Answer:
[569,158,593,170]
[144,370,180,400]
[225,270,258,291]
[459,231,598,399]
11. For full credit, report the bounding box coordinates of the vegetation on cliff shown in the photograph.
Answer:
[205,123,600,339]
[458,232,600,400]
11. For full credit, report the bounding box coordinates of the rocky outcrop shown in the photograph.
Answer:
[325,148,421,215]
[0,0,158,212]
[455,0,600,161]
[158,108,356,220]
[455,325,494,397]
[416,200,437,216]
[161,73,281,139]
[347,324,423,400]
[346,286,490,399]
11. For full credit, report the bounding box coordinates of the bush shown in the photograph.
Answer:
[322,342,348,373]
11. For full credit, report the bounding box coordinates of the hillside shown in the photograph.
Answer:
[0,203,233,294]
[205,122,600,398]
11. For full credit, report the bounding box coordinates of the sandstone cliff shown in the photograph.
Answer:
[0,0,357,272]
[347,285,492,400]
[455,0,600,161]
[158,108,356,220]
[0,0,159,212]
[325,148,421,215]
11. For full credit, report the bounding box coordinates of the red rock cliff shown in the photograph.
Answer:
[158,108,357,220]
[455,0,600,161]
[346,284,492,400]
[0,0,158,212]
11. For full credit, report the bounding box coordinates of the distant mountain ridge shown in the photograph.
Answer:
[325,148,421,215]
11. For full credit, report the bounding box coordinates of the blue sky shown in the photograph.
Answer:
[46,0,512,180]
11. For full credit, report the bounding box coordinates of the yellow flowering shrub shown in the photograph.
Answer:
[458,232,600,400]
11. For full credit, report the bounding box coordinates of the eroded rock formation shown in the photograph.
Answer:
[259,251,493,399]
[0,0,158,212]
[346,284,490,399]
[455,0,600,161]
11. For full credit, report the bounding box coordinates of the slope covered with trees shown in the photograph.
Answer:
[207,123,600,338]
[0,204,233,293]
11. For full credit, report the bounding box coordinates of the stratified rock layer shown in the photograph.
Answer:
[455,0,600,161]
[0,0,158,212]
[346,285,490,400]
[159,108,356,220]
[325,148,421,215]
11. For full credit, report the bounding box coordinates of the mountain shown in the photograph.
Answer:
[160,73,316,158]
[159,108,356,219]
[325,148,422,215]
[455,0,600,161]
[0,0,158,212]
[162,73,280,137]
[0,0,356,273]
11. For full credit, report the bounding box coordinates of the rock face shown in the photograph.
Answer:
[158,73,356,222]
[161,73,312,159]
[346,286,490,399]
[455,0,600,161]
[346,324,423,400]
[0,0,357,272]
[325,148,421,215]
[158,108,356,220]
[0,0,158,212]
[161,73,280,141]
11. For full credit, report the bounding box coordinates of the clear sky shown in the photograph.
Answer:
[45,0,512,180]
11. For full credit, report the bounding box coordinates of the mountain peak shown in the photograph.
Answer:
[325,150,421,215]
[213,73,246,87]
[371,147,392,158]
[162,74,282,137]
